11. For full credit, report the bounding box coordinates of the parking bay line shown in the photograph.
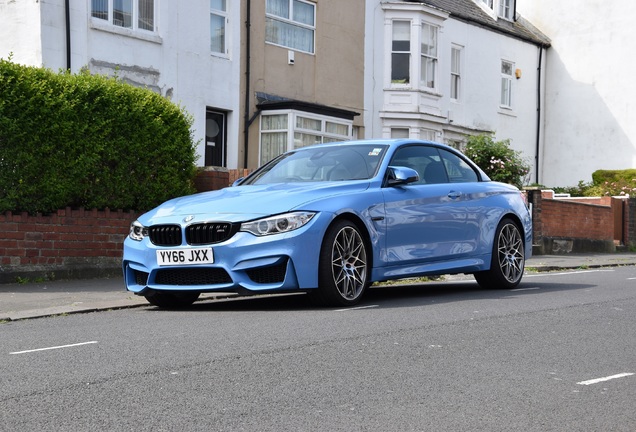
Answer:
[577,373,634,386]
[10,341,98,355]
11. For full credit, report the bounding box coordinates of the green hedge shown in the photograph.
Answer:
[0,59,197,214]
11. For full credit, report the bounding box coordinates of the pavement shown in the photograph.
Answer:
[2,253,636,321]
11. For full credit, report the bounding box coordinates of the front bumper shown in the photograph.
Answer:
[122,213,330,295]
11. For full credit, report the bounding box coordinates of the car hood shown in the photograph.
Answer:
[140,182,370,225]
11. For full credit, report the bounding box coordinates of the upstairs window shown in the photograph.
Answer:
[450,46,461,100]
[500,60,514,108]
[480,0,494,9]
[91,0,155,32]
[391,20,411,84]
[420,23,438,89]
[498,0,514,20]
[266,0,315,54]
[210,0,227,55]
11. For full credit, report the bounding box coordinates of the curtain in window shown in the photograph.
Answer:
[91,0,108,20]
[326,122,348,136]
[138,0,154,31]
[296,116,321,131]
[266,18,314,53]
[267,0,289,18]
[294,132,321,148]
[293,0,314,26]
[114,0,133,28]
[210,14,225,53]
[261,133,288,165]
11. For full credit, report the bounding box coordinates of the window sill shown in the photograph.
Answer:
[498,107,517,117]
[387,85,443,98]
[90,19,163,44]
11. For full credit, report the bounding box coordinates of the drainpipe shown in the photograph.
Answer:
[243,0,251,168]
[535,46,543,184]
[64,0,71,70]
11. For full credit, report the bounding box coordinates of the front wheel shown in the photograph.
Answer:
[144,290,200,309]
[310,220,369,307]
[474,218,525,289]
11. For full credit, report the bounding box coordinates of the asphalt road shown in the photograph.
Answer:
[1,268,635,431]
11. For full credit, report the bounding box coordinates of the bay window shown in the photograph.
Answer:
[260,111,352,165]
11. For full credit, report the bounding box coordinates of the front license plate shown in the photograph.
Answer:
[156,248,214,266]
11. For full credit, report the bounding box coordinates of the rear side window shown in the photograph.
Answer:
[438,149,479,183]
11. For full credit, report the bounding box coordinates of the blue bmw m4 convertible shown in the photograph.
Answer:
[123,139,532,308]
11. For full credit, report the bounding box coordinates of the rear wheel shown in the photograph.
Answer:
[144,290,200,309]
[310,220,369,307]
[474,218,525,289]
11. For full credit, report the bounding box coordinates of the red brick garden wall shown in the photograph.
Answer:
[0,168,252,283]
[0,208,141,283]
[527,189,630,254]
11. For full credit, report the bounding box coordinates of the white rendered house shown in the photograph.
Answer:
[365,0,550,184]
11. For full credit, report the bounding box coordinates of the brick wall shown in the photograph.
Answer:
[528,189,626,254]
[0,208,140,283]
[193,168,253,192]
[0,169,254,283]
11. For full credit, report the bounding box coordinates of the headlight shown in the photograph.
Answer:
[240,212,315,236]
[129,220,148,241]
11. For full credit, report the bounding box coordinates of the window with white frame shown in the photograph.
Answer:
[480,0,494,9]
[450,45,461,100]
[260,111,352,165]
[265,0,315,54]
[421,129,438,141]
[210,0,227,55]
[420,23,438,89]
[91,0,155,32]
[391,128,410,139]
[391,20,411,84]
[500,60,514,108]
[498,0,514,20]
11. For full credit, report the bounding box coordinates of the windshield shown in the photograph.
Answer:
[242,144,389,185]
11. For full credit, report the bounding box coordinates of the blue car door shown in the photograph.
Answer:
[381,145,483,266]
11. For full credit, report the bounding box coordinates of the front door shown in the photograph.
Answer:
[205,109,226,167]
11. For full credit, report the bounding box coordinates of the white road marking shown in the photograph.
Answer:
[10,341,98,355]
[334,305,379,312]
[525,269,614,278]
[577,373,634,386]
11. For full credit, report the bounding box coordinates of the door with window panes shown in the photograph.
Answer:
[205,110,226,167]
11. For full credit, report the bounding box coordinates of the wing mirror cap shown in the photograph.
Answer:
[387,166,419,186]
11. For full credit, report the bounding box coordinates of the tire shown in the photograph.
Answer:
[144,290,200,309]
[474,218,525,290]
[310,220,369,307]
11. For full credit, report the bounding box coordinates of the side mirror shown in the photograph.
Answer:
[386,166,419,186]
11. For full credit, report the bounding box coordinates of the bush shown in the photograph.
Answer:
[0,59,197,214]
[463,134,530,189]
[552,170,636,197]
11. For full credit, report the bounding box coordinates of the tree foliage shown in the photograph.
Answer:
[0,58,197,214]
[464,134,530,189]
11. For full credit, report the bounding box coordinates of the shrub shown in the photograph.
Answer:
[463,134,530,189]
[0,59,197,214]
[552,170,636,197]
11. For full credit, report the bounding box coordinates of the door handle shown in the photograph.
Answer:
[447,191,462,199]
